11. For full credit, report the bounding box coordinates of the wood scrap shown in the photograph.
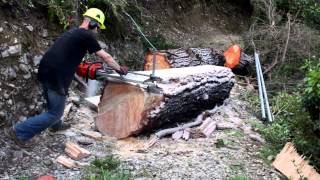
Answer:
[155,113,204,138]
[56,155,77,169]
[201,121,217,137]
[172,130,183,140]
[65,142,91,160]
[81,130,103,141]
[182,128,191,140]
[272,142,320,180]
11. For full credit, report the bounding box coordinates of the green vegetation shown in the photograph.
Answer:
[275,0,320,28]
[245,0,320,170]
[142,35,178,50]
[248,72,320,168]
[82,156,131,180]
[229,175,250,180]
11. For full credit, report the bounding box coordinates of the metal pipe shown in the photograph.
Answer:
[255,52,273,122]
[151,51,157,80]
[254,52,266,120]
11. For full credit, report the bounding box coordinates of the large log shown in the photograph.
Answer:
[144,48,253,75]
[96,65,235,139]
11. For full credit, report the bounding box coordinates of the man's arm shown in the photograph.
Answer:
[95,49,121,71]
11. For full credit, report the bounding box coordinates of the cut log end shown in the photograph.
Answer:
[96,82,163,139]
[144,51,171,70]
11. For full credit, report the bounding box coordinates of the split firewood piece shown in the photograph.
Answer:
[182,128,191,140]
[172,131,183,140]
[81,130,103,141]
[272,142,320,180]
[65,142,91,160]
[199,117,214,130]
[56,155,78,169]
[96,65,234,139]
[216,122,237,130]
[201,119,217,137]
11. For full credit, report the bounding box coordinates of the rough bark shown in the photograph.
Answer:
[144,48,253,75]
[96,65,234,139]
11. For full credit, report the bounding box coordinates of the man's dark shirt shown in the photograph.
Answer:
[38,28,101,95]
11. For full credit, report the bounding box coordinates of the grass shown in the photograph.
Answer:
[229,175,250,180]
[82,156,132,180]
[227,130,246,139]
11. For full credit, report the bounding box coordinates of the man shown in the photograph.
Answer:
[5,8,128,147]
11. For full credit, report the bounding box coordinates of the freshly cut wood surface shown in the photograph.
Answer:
[56,155,77,169]
[272,142,320,180]
[96,65,234,139]
[65,142,91,160]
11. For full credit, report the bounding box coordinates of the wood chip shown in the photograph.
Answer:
[172,130,183,140]
[65,142,91,160]
[182,128,191,140]
[56,155,77,169]
[202,121,217,137]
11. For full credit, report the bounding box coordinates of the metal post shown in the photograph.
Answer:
[255,52,273,122]
[151,50,157,81]
[255,52,266,120]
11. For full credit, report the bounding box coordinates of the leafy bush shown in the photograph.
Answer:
[82,156,131,180]
[262,89,320,168]
[302,58,320,120]
[275,0,320,28]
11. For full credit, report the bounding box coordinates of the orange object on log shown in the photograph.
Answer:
[224,44,241,69]
[144,50,171,70]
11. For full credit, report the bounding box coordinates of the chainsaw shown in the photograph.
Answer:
[76,61,162,94]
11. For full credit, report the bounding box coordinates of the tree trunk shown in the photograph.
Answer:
[144,48,253,75]
[96,65,234,139]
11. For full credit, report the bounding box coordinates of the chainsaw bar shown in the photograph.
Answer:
[95,70,162,94]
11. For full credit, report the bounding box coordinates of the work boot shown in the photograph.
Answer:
[4,127,35,148]
[49,122,71,132]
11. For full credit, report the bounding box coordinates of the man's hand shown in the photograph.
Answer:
[116,65,128,75]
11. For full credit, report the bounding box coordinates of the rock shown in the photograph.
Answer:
[26,25,33,32]
[98,41,107,49]
[7,99,13,105]
[19,64,29,73]
[75,136,94,145]
[7,44,22,56]
[62,131,78,137]
[267,155,274,161]
[249,133,265,143]
[43,159,52,166]
[41,29,48,38]
[0,27,3,33]
[33,55,42,66]
[1,50,9,58]
[69,96,81,105]
[23,73,32,79]
[0,111,6,118]
[216,122,237,130]
[3,93,9,99]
